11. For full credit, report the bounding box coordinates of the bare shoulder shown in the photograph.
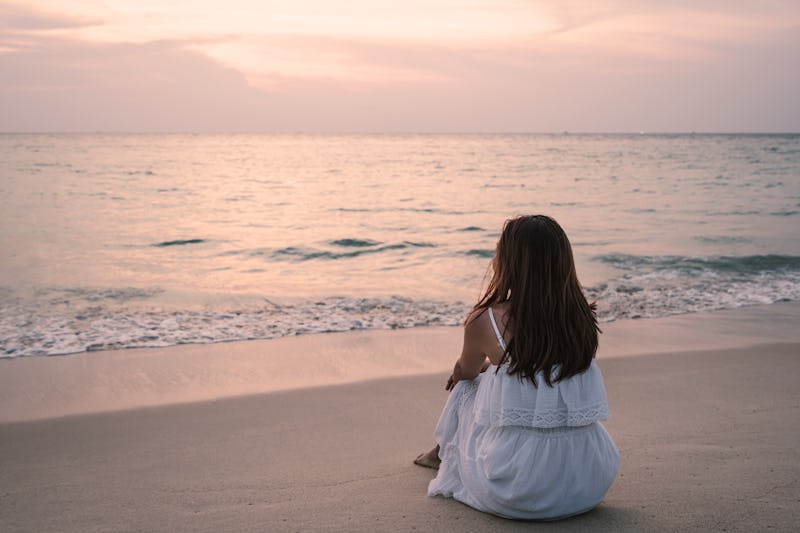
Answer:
[464,305,508,365]
[465,306,487,327]
[463,307,495,348]
[495,302,512,328]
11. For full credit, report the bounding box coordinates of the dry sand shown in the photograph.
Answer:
[1,303,799,532]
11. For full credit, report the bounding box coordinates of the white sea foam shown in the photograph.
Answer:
[587,254,800,320]
[0,296,469,357]
[3,254,799,356]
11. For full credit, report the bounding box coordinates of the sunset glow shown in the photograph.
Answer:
[1,0,798,131]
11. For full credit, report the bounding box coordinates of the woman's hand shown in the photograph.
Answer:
[445,360,463,391]
[446,357,491,390]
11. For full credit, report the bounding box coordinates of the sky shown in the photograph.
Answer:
[1,0,798,133]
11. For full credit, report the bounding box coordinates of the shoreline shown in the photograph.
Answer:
[1,302,799,424]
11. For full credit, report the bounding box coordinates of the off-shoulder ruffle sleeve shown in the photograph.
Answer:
[473,360,610,428]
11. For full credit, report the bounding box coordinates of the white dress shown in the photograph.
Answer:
[427,309,620,520]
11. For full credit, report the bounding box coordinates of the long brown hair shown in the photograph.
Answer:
[472,215,600,386]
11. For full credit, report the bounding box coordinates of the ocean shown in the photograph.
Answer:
[1,133,799,357]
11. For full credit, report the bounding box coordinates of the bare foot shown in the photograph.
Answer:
[413,445,441,470]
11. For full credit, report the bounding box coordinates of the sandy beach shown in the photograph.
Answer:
[1,303,799,532]
[3,1,799,530]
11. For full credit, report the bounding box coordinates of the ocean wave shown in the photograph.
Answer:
[588,277,799,321]
[271,241,436,261]
[3,255,800,357]
[693,236,752,244]
[588,253,800,320]
[153,238,207,247]
[462,249,494,258]
[330,238,381,247]
[594,253,800,275]
[0,296,468,358]
[36,286,162,304]
[272,245,404,261]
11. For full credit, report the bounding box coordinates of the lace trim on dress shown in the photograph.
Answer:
[479,402,610,428]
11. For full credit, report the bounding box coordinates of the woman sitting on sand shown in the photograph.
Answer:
[415,215,619,520]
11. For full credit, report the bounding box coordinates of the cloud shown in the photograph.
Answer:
[0,3,102,32]
[199,34,476,87]
[0,2,798,132]
[0,33,274,131]
[531,0,800,62]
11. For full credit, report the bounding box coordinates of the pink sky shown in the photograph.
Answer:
[1,1,798,132]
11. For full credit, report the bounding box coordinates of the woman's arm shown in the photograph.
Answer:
[445,311,492,390]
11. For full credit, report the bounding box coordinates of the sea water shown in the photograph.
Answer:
[1,133,799,357]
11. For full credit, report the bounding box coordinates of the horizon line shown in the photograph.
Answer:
[1,130,799,136]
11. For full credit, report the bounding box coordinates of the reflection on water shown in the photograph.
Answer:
[1,133,799,356]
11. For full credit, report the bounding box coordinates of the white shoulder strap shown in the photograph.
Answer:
[487,308,507,351]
